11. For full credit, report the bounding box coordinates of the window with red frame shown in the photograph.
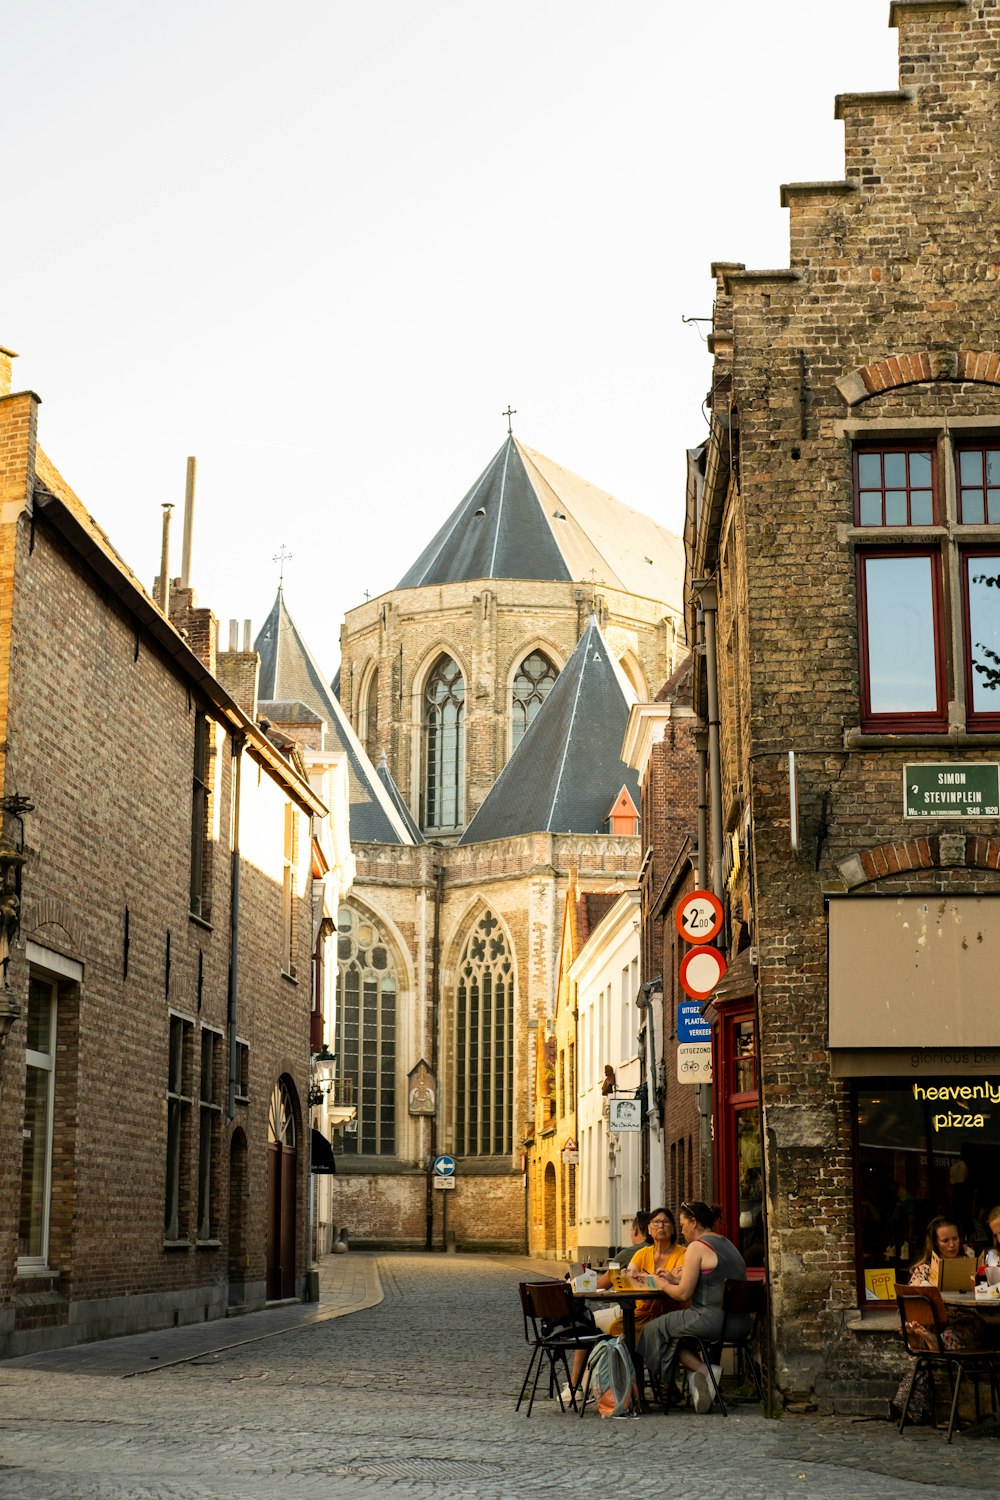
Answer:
[854,441,1000,734]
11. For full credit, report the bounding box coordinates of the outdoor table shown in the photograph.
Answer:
[574,1286,665,1410]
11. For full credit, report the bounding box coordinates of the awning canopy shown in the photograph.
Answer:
[311,1127,336,1175]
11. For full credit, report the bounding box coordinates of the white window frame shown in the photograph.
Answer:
[18,974,57,1270]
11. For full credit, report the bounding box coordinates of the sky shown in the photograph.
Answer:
[3,1,900,676]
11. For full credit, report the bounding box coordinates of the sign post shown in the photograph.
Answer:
[433,1155,456,1250]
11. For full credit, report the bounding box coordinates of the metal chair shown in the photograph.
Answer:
[895,1282,1000,1442]
[683,1278,767,1416]
[515,1280,606,1416]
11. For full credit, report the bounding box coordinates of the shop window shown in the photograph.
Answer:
[454,909,514,1156]
[855,1077,1000,1293]
[854,438,1000,733]
[422,655,465,832]
[336,905,397,1156]
[18,976,57,1265]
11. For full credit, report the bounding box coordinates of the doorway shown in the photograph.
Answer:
[266,1078,297,1301]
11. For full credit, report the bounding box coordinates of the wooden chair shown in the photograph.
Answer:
[683,1278,767,1416]
[515,1281,606,1417]
[895,1282,1000,1442]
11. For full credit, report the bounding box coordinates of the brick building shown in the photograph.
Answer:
[687,0,1000,1406]
[0,349,351,1357]
[265,434,686,1248]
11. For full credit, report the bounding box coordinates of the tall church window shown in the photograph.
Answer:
[336,905,397,1156]
[455,910,513,1156]
[512,650,557,751]
[364,668,379,762]
[422,655,465,831]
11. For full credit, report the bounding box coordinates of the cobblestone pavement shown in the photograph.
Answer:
[0,1253,994,1499]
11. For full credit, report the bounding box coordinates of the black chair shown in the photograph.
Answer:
[683,1278,767,1416]
[515,1280,606,1416]
[895,1282,1000,1442]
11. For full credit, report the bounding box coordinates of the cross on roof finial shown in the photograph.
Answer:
[273,543,293,589]
[503,405,517,437]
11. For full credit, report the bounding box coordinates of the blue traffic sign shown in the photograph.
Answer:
[677,1002,712,1045]
[433,1154,456,1177]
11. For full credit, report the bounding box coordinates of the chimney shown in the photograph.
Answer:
[0,346,17,399]
[181,456,196,589]
[154,503,174,611]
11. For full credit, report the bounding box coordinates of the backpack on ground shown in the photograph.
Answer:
[582,1335,639,1417]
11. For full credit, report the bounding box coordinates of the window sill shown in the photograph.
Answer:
[15,1263,57,1281]
[845,728,1000,749]
[163,1239,192,1251]
[281,969,299,985]
[196,1238,221,1250]
[188,912,213,932]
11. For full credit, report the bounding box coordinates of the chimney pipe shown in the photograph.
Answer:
[243,619,252,651]
[156,504,174,611]
[181,456,196,589]
[0,345,17,399]
[229,619,239,652]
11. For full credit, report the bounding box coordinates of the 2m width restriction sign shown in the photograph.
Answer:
[675,890,724,945]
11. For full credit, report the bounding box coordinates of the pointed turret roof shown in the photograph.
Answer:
[459,617,640,844]
[396,436,683,599]
[254,590,415,845]
[376,751,424,844]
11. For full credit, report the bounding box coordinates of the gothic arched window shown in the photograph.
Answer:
[512,650,557,751]
[364,668,379,763]
[336,906,397,1156]
[422,655,465,831]
[455,910,513,1156]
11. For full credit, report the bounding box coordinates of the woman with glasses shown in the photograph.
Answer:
[637,1199,748,1413]
[563,1209,682,1400]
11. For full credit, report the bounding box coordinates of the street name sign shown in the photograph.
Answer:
[903,763,1000,819]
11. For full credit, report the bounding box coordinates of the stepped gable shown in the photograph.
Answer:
[396,435,682,598]
[459,616,640,844]
[376,751,424,844]
[254,589,414,845]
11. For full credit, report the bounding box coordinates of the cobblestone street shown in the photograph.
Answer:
[0,1254,994,1499]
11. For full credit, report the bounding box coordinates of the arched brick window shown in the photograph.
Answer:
[422,655,465,831]
[454,910,513,1156]
[512,650,557,751]
[336,905,397,1156]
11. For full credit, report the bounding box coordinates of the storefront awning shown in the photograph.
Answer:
[829,895,1000,1053]
[311,1127,337,1175]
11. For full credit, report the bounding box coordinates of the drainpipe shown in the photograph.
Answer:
[691,579,722,1203]
[426,863,444,1250]
[227,735,245,1123]
[694,728,709,891]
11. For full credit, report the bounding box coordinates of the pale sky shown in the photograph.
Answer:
[4,1,900,673]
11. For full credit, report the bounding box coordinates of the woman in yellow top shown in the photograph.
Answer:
[597,1208,685,1337]
[564,1209,685,1400]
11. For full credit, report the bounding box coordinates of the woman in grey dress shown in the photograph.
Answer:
[637,1199,749,1412]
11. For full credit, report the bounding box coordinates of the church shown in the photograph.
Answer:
[257,432,685,1249]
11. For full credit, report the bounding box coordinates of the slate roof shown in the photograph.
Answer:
[254,590,415,845]
[376,751,424,844]
[396,437,683,601]
[459,617,640,843]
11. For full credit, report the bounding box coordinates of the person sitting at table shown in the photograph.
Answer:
[563,1209,681,1399]
[637,1199,748,1413]
[981,1204,1000,1268]
[891,1215,982,1425]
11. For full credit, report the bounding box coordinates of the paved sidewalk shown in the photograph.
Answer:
[1,1252,384,1378]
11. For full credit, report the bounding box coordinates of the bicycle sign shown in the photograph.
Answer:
[675,889,724,945]
[676,1042,712,1085]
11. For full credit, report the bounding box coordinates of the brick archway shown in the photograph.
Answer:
[836,348,1000,406]
[837,834,1000,889]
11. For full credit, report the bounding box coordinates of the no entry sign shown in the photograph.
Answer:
[679,945,728,1001]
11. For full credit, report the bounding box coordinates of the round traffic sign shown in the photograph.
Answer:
[679,945,728,1001]
[433,1154,456,1177]
[675,889,724,945]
